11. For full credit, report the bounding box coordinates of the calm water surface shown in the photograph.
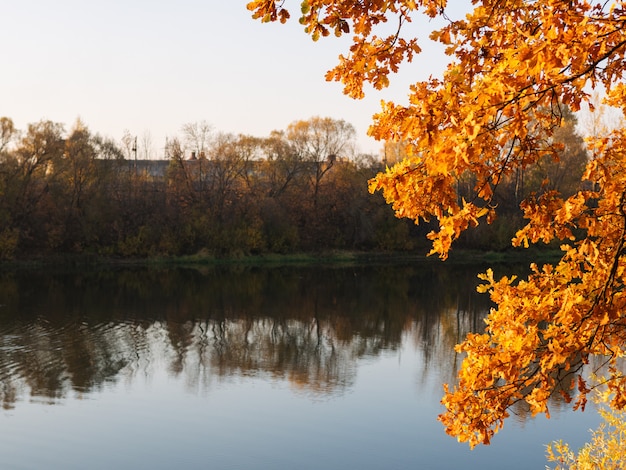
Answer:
[0,264,601,469]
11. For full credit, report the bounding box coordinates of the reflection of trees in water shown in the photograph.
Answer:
[403,263,600,423]
[0,264,505,409]
[405,264,494,392]
[0,320,134,408]
[190,317,357,395]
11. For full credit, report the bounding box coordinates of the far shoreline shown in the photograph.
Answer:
[0,247,564,271]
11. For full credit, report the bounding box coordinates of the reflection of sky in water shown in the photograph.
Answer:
[0,326,602,470]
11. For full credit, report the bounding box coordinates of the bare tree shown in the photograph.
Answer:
[141,130,154,160]
[182,120,212,159]
[0,117,16,154]
[120,130,135,161]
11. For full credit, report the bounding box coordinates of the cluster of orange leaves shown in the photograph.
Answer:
[248,0,626,448]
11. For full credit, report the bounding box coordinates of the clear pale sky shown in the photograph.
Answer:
[2,1,468,157]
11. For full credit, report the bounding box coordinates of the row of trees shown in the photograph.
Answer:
[0,109,589,261]
[0,116,419,260]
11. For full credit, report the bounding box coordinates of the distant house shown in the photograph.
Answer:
[127,159,170,179]
[121,151,347,185]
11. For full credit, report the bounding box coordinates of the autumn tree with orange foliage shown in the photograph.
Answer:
[248,0,626,449]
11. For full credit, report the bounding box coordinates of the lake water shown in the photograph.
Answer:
[0,263,601,469]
